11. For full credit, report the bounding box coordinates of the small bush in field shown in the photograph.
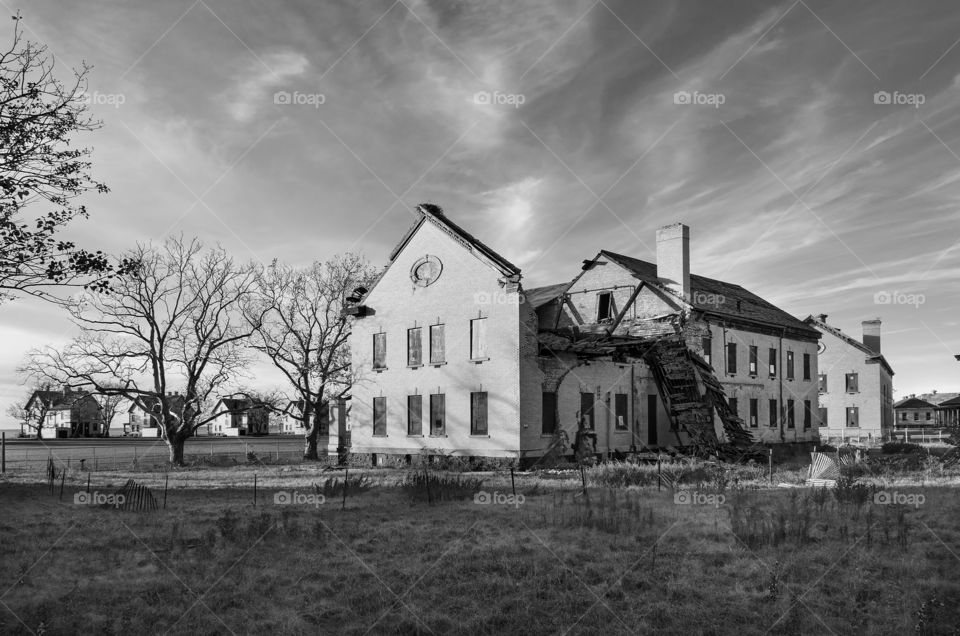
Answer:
[881,441,922,455]
[400,470,484,502]
[318,474,372,498]
[215,508,239,541]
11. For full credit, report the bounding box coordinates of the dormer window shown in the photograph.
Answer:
[597,292,616,322]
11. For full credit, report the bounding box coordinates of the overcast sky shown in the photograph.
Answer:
[2,0,960,427]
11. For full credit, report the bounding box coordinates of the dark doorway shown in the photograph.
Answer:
[579,392,594,429]
[647,394,658,446]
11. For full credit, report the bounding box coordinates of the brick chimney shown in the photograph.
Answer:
[862,319,881,353]
[817,314,828,323]
[656,223,690,301]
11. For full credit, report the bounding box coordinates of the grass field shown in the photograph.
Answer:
[1,460,959,635]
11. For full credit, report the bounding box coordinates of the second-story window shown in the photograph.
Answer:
[702,336,712,366]
[429,324,445,364]
[597,292,615,322]
[845,373,859,393]
[726,342,737,375]
[470,318,487,360]
[407,327,422,366]
[373,332,387,369]
[768,348,777,377]
[786,351,795,379]
[818,374,828,393]
[803,353,811,380]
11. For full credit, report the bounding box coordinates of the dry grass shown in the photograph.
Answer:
[2,466,960,635]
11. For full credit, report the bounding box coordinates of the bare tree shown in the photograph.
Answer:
[0,14,130,303]
[94,392,124,437]
[6,382,53,437]
[245,254,376,459]
[21,236,260,464]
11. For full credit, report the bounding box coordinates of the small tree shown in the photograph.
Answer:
[0,14,128,303]
[6,382,55,437]
[94,392,124,437]
[246,254,376,459]
[21,236,260,464]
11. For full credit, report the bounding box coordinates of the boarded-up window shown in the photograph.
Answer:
[749,399,758,428]
[726,342,737,374]
[819,407,828,427]
[470,318,487,360]
[542,392,558,435]
[407,395,422,435]
[373,333,387,369]
[579,392,594,429]
[407,328,422,366]
[749,346,758,375]
[845,373,859,393]
[615,393,628,430]
[373,397,386,436]
[470,392,488,435]
[786,351,795,379]
[729,397,738,417]
[769,348,777,376]
[804,400,812,429]
[787,399,795,428]
[819,374,828,392]
[702,337,712,366]
[803,353,811,381]
[429,325,445,364]
[769,399,778,427]
[430,393,445,436]
[847,406,859,427]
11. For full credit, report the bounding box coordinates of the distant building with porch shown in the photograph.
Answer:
[126,394,187,438]
[893,396,939,428]
[24,387,102,439]
[202,397,270,437]
[937,395,960,428]
[803,315,894,445]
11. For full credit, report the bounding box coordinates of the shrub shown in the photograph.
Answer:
[399,470,484,502]
[881,441,923,455]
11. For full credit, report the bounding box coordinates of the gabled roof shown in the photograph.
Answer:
[598,250,820,338]
[894,397,938,409]
[27,389,94,412]
[936,395,960,408]
[389,204,520,273]
[803,315,895,376]
[524,282,571,309]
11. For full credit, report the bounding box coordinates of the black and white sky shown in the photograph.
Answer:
[2,0,960,425]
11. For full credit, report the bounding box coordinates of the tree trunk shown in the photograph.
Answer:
[303,421,319,460]
[168,434,187,466]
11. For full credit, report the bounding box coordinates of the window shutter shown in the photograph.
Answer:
[431,325,445,363]
[408,328,422,366]
[373,333,386,368]
[471,318,487,359]
[471,392,488,435]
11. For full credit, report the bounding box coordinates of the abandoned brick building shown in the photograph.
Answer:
[348,204,821,462]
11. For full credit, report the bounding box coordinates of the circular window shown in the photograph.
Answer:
[410,255,442,287]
